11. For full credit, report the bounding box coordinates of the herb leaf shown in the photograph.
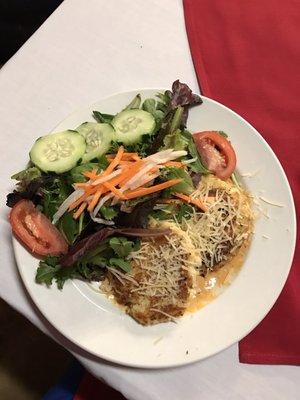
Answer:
[182,130,210,174]
[11,167,42,191]
[142,98,164,123]
[124,94,141,110]
[109,237,136,258]
[35,256,61,287]
[109,258,131,273]
[161,167,195,195]
[58,212,80,245]
[177,203,194,222]
[100,205,118,220]
[92,111,114,124]
[163,129,189,151]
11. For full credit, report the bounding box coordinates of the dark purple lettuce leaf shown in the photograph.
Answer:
[60,227,170,267]
[6,177,46,208]
[169,80,202,110]
[149,80,203,152]
[191,172,202,187]
[115,196,159,228]
[170,80,202,126]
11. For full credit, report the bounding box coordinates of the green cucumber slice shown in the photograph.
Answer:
[112,109,155,145]
[30,130,86,173]
[76,122,115,163]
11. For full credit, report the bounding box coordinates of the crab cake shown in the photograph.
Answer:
[179,175,253,275]
[107,221,200,325]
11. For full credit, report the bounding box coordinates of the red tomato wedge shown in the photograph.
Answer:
[10,200,68,256]
[193,131,237,180]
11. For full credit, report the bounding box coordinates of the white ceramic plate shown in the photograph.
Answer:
[14,89,296,368]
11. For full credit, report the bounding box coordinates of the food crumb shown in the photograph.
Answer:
[262,235,270,239]
[186,350,189,355]
[153,336,164,345]
[259,196,284,208]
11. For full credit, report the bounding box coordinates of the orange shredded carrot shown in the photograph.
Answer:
[124,179,182,199]
[69,187,98,210]
[103,182,127,199]
[74,182,89,188]
[119,160,135,166]
[73,202,87,219]
[105,146,124,175]
[174,192,207,212]
[106,152,139,161]
[87,187,104,212]
[82,168,98,179]
[149,166,160,174]
[131,154,141,161]
[117,161,145,186]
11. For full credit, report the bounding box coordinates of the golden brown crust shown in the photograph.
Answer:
[105,176,254,326]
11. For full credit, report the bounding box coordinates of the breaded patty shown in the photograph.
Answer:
[107,222,199,325]
[104,176,253,326]
[180,175,253,275]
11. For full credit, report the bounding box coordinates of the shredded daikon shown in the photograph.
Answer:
[91,169,122,186]
[52,188,84,224]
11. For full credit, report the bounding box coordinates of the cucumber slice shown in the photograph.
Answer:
[30,130,86,173]
[76,122,115,163]
[112,109,155,145]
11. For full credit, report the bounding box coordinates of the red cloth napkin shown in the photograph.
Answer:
[184,0,300,364]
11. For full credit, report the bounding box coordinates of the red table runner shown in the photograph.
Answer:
[184,0,300,365]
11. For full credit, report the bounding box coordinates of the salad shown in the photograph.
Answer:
[7,80,252,325]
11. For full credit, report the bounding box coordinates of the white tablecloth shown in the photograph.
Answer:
[0,0,299,398]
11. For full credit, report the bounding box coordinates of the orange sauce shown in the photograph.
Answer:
[187,241,250,312]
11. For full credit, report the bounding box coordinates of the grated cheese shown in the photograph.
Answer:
[126,222,199,307]
[259,196,284,208]
[177,175,253,275]
[240,169,261,178]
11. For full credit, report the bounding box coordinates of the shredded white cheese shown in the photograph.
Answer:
[259,196,284,208]
[178,175,253,274]
[240,169,261,178]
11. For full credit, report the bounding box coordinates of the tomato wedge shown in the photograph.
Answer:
[10,200,68,256]
[193,131,237,180]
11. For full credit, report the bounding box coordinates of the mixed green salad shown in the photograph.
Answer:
[7,80,237,289]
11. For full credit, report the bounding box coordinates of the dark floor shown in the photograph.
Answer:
[0,299,72,399]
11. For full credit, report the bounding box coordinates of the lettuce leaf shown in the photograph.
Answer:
[161,167,195,195]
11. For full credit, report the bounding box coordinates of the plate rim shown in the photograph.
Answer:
[13,88,297,368]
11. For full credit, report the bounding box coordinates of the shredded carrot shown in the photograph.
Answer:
[164,161,185,168]
[118,161,145,186]
[174,192,207,212]
[70,148,202,220]
[74,182,89,188]
[69,187,98,210]
[119,160,135,166]
[149,166,160,174]
[103,182,127,199]
[87,187,104,212]
[73,202,87,219]
[106,152,139,161]
[124,179,182,199]
[131,154,141,161]
[82,168,98,179]
[105,146,124,175]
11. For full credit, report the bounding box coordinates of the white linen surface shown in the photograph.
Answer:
[0,0,298,399]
